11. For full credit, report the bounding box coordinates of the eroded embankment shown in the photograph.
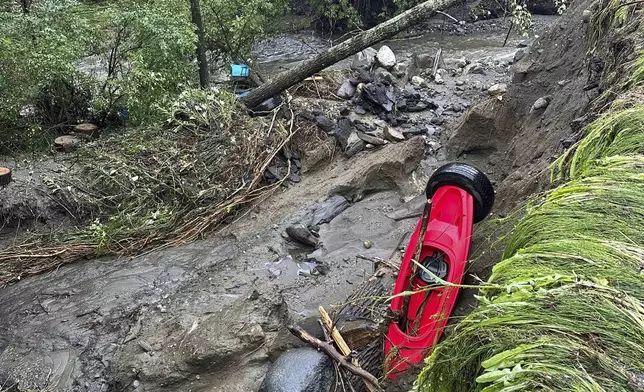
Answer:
[417,1,644,390]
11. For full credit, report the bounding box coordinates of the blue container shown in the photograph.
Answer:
[231,63,249,78]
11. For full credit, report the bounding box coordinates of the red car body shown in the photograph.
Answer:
[384,185,474,378]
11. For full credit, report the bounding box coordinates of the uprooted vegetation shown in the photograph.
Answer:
[0,89,321,285]
[417,2,644,391]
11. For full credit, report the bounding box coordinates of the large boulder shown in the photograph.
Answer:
[258,347,335,392]
[376,45,396,68]
[448,98,505,155]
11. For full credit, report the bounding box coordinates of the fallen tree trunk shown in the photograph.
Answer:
[240,0,458,108]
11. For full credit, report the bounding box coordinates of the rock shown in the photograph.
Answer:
[286,224,319,247]
[357,132,386,146]
[362,83,396,112]
[448,98,503,155]
[487,83,507,96]
[406,102,428,112]
[429,116,445,125]
[337,80,356,99]
[514,49,526,63]
[531,96,550,111]
[239,324,265,344]
[425,125,437,136]
[464,62,486,75]
[351,47,377,70]
[339,107,351,116]
[414,53,434,69]
[354,105,366,115]
[444,57,467,69]
[54,135,82,152]
[334,118,353,149]
[455,80,465,86]
[434,73,444,84]
[410,75,426,87]
[315,115,334,133]
[373,67,395,85]
[363,240,372,249]
[345,132,365,157]
[376,45,396,68]
[518,38,535,48]
[402,127,426,138]
[391,61,415,80]
[258,347,335,392]
[307,195,350,226]
[384,126,405,142]
[582,9,591,23]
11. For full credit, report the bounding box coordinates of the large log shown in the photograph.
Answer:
[240,0,458,108]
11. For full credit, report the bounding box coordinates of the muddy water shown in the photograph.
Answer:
[252,16,556,74]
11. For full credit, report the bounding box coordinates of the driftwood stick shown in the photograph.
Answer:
[432,48,442,78]
[319,306,354,358]
[288,324,383,392]
[436,10,458,22]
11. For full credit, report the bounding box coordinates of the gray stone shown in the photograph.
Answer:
[351,47,377,70]
[434,73,444,84]
[487,83,507,96]
[286,225,319,247]
[455,80,465,86]
[315,115,334,133]
[337,80,356,99]
[414,53,433,69]
[410,75,426,87]
[307,195,350,226]
[373,67,395,85]
[383,126,405,142]
[582,10,591,23]
[357,132,386,146]
[376,45,396,68]
[345,132,365,157]
[464,62,486,75]
[258,347,335,392]
[531,96,550,111]
[514,49,526,63]
[444,57,467,69]
[334,117,353,150]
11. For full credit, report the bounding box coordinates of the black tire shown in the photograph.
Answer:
[0,167,11,186]
[425,162,494,223]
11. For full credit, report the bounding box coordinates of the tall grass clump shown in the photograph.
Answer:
[416,7,644,392]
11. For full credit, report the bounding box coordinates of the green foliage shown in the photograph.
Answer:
[310,0,362,31]
[201,0,289,60]
[0,0,196,154]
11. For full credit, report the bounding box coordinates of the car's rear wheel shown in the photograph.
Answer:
[425,162,495,223]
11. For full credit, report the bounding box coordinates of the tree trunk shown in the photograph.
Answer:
[240,0,457,108]
[190,0,209,89]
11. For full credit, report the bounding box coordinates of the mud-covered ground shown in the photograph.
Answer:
[0,14,576,392]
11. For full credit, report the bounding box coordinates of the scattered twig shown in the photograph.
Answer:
[356,254,400,271]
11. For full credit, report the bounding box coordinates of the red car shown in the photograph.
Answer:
[385,162,494,378]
